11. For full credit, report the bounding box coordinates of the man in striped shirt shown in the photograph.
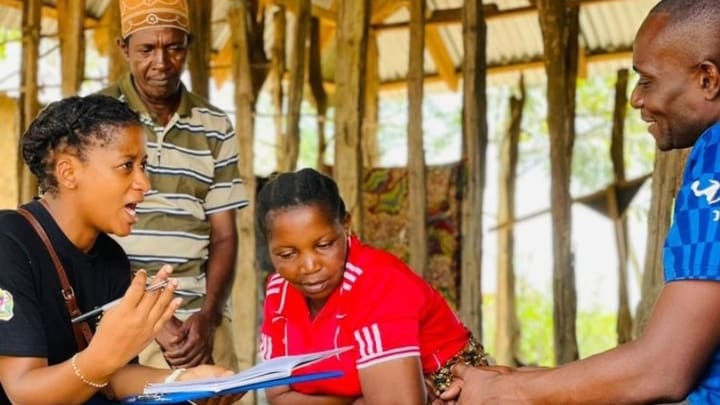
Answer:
[99,0,248,371]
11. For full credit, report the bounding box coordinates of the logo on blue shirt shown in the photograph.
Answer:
[691,179,720,204]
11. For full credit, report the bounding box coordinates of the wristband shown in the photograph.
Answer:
[164,368,187,383]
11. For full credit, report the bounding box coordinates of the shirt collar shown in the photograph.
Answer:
[117,72,192,119]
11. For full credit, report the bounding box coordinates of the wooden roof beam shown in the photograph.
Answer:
[425,26,458,91]
[377,48,633,91]
[268,0,336,24]
[373,0,620,31]
[0,0,99,28]
[371,0,407,23]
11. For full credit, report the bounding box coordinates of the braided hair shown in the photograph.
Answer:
[257,168,347,240]
[21,94,141,195]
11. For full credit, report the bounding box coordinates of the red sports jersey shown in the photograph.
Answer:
[259,235,470,397]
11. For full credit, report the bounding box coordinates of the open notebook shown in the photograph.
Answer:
[122,346,352,404]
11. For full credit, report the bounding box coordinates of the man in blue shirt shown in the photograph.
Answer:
[438,0,720,404]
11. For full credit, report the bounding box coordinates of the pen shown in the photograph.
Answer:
[71,279,170,324]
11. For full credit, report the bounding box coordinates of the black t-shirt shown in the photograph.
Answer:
[0,201,131,404]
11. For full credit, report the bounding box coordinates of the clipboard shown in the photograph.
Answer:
[121,346,352,404]
[121,371,343,404]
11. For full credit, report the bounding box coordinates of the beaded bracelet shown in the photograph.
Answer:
[71,353,109,389]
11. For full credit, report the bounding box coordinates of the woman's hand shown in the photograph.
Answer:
[90,265,182,370]
[180,365,245,404]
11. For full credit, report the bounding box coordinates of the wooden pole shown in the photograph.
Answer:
[18,0,41,205]
[407,0,428,277]
[280,0,311,172]
[537,0,580,365]
[104,0,127,82]
[308,17,329,173]
[57,0,86,97]
[634,148,688,336]
[362,31,380,169]
[187,0,212,99]
[229,1,257,403]
[459,0,488,339]
[609,68,633,344]
[270,7,286,171]
[495,76,525,366]
[334,0,369,237]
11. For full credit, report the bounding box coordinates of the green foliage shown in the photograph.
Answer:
[482,277,618,367]
[0,29,20,60]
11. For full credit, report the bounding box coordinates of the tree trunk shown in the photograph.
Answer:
[280,0,311,172]
[609,68,633,344]
[187,0,212,99]
[334,0,369,237]
[229,2,258,404]
[536,0,580,365]
[57,0,86,97]
[495,76,525,366]
[459,0,488,339]
[18,0,41,205]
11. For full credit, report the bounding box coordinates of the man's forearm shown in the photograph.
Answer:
[203,210,238,322]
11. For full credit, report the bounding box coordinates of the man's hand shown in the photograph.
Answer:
[155,316,186,366]
[438,363,515,405]
[162,311,217,367]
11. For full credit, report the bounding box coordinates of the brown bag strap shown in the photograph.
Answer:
[17,206,117,399]
[16,207,94,349]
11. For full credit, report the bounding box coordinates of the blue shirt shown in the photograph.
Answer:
[664,121,720,404]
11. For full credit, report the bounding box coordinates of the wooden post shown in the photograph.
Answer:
[271,7,286,171]
[634,148,688,336]
[229,2,257,404]
[407,0,428,277]
[495,76,525,366]
[334,0,369,237]
[0,95,19,209]
[536,0,580,365]
[18,0,42,205]
[459,0,488,339]
[280,0,311,172]
[187,0,212,99]
[362,31,380,168]
[308,17,329,173]
[609,68,633,344]
[57,0,86,97]
[104,0,128,82]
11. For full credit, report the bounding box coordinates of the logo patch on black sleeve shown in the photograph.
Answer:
[0,289,14,321]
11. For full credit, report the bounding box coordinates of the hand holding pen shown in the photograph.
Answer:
[72,279,171,323]
[83,265,183,370]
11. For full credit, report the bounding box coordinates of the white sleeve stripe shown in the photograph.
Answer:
[371,324,383,352]
[355,330,367,358]
[356,351,421,369]
[354,323,384,357]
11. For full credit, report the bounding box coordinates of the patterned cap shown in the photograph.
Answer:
[120,0,190,39]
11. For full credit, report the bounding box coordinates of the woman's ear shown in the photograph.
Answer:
[54,154,78,191]
[699,60,720,100]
